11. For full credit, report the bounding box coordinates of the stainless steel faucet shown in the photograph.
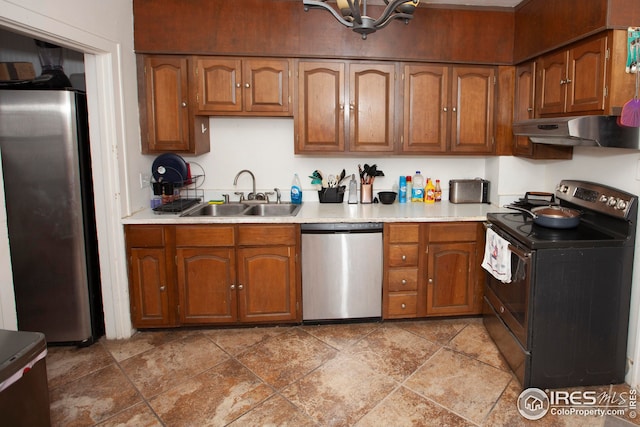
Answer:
[233,169,256,200]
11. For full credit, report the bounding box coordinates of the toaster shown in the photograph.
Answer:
[449,179,489,204]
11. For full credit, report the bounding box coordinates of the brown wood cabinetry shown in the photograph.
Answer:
[126,224,300,328]
[194,57,292,115]
[401,64,496,154]
[125,225,176,327]
[384,223,420,319]
[383,222,484,319]
[424,223,483,316]
[514,62,573,159]
[538,35,607,116]
[296,60,396,154]
[138,55,210,155]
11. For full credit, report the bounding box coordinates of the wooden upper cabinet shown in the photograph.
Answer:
[142,55,190,152]
[402,64,449,153]
[194,57,292,115]
[514,62,573,159]
[348,63,396,153]
[450,66,496,154]
[296,60,395,154]
[296,61,346,153]
[538,35,607,116]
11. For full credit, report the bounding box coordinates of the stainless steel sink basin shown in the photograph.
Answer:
[243,203,302,217]
[181,203,249,217]
[181,203,301,217]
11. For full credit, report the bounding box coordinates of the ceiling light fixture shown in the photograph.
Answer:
[303,0,420,40]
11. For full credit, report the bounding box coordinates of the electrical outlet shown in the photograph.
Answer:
[139,173,151,189]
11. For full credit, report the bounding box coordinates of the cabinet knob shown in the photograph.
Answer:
[236,83,241,88]
[565,78,572,84]
[499,306,505,314]
[230,284,236,290]
[245,83,250,88]
[339,104,344,111]
[443,107,448,112]
[401,255,406,261]
[349,103,355,110]
[527,107,533,112]
[560,79,566,85]
[452,107,457,113]
[401,303,406,309]
[237,284,244,290]
[181,102,187,108]
[401,279,407,285]
[159,285,166,291]
[428,278,433,284]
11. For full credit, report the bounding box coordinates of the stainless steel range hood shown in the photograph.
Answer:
[512,116,640,149]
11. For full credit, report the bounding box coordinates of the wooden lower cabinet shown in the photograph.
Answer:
[126,225,176,327]
[383,222,484,319]
[126,224,300,328]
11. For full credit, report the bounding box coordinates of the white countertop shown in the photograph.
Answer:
[122,201,509,225]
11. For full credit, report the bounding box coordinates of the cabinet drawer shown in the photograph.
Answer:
[387,224,420,243]
[428,222,477,242]
[126,225,165,247]
[238,225,297,246]
[175,225,235,247]
[388,244,419,267]
[388,268,418,291]
[387,293,417,317]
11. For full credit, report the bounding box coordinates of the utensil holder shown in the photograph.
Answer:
[318,186,345,203]
[360,184,373,204]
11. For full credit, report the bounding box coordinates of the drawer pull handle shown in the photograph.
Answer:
[401,279,407,285]
[401,255,406,261]
[401,303,406,309]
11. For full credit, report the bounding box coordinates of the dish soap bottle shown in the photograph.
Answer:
[291,173,302,204]
[411,171,424,202]
[425,178,436,204]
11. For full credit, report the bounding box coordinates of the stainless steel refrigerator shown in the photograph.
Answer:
[0,89,103,345]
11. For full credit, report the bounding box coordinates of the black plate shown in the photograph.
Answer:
[151,153,188,186]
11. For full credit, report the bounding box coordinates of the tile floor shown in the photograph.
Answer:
[45,317,640,427]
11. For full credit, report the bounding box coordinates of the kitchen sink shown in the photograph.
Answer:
[181,203,250,217]
[181,203,301,217]
[243,203,301,217]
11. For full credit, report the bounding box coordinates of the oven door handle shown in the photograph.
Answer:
[508,244,531,259]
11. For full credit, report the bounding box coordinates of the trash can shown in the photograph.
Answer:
[0,329,50,427]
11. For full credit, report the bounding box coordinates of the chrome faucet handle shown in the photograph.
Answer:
[264,191,275,203]
[234,191,245,202]
[274,188,282,204]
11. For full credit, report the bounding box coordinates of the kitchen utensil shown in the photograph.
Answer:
[152,153,188,186]
[621,40,640,127]
[506,205,582,229]
[378,191,397,204]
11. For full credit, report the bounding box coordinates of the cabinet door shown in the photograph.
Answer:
[296,61,345,152]
[143,56,190,152]
[567,36,607,113]
[426,242,478,316]
[538,50,567,115]
[514,62,535,156]
[129,248,173,327]
[194,57,243,113]
[176,247,237,324]
[348,63,396,152]
[402,64,448,153]
[243,59,291,114]
[236,246,298,322]
[450,66,495,153]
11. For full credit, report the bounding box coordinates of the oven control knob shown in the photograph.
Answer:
[616,199,628,210]
[599,195,609,203]
[607,197,618,207]
[558,184,569,193]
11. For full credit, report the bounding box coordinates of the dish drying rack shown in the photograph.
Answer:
[152,174,204,214]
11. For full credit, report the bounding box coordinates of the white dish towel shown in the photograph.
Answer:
[481,228,512,283]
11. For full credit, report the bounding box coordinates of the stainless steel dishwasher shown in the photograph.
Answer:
[301,222,383,321]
